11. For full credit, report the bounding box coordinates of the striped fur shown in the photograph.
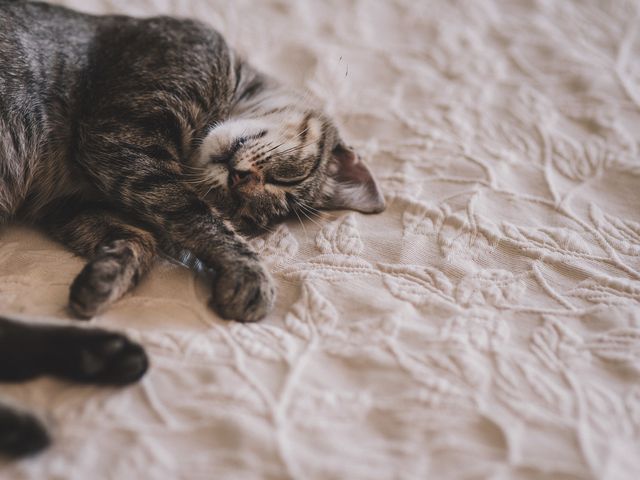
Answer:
[0,1,386,455]
[0,1,385,323]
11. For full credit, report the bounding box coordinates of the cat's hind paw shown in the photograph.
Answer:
[211,259,275,322]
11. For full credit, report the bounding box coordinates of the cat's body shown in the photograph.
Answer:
[2,1,236,221]
[1,0,384,321]
[0,0,384,456]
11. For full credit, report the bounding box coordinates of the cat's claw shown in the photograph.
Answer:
[211,260,275,322]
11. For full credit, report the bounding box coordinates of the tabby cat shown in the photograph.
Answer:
[0,0,384,456]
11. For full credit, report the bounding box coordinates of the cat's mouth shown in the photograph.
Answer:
[234,218,270,238]
[234,213,295,238]
[229,199,293,237]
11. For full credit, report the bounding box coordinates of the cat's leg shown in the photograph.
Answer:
[76,140,274,322]
[121,189,273,322]
[0,315,148,457]
[128,190,274,322]
[41,199,158,318]
[0,404,50,458]
[0,316,148,384]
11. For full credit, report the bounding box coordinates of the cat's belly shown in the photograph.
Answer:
[14,148,92,222]
[0,103,88,223]
[0,97,95,221]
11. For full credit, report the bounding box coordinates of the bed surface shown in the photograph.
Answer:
[1,0,640,478]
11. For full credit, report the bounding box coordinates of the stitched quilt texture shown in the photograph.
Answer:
[1,0,639,478]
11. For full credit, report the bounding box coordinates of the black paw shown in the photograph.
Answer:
[211,259,275,322]
[0,407,50,458]
[52,330,149,385]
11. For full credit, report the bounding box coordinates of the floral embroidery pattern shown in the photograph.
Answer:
[1,0,639,478]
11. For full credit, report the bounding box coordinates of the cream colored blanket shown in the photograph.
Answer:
[1,0,640,478]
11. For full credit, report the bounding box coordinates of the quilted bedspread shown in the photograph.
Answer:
[1,0,640,478]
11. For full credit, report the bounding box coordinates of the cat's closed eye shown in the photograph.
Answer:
[267,149,322,186]
[267,162,312,185]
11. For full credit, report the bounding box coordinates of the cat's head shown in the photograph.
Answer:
[193,103,385,233]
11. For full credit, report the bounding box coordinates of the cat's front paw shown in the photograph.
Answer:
[68,242,141,319]
[69,258,122,319]
[52,329,149,385]
[211,259,275,322]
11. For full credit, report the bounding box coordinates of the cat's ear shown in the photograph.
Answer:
[326,144,386,213]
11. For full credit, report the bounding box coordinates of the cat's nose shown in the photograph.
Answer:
[228,168,259,189]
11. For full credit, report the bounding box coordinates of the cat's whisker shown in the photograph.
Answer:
[181,172,208,180]
[181,165,208,174]
[299,208,324,224]
[297,200,322,215]
[181,174,211,181]
[181,165,207,171]
[275,140,318,156]
[266,131,308,157]
[264,141,286,155]
[201,182,219,198]
[284,125,311,144]
[296,200,327,222]
[293,200,324,228]
[298,205,322,218]
[253,218,275,235]
[181,177,209,183]
[297,208,323,228]
[291,205,308,240]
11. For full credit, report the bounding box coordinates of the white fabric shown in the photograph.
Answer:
[1,0,640,478]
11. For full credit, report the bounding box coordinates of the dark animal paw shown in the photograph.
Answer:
[0,408,50,458]
[52,330,149,385]
[211,259,275,322]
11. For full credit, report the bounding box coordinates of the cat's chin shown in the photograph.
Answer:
[232,218,272,238]
[229,209,294,238]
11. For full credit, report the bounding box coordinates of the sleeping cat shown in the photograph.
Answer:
[0,0,384,456]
